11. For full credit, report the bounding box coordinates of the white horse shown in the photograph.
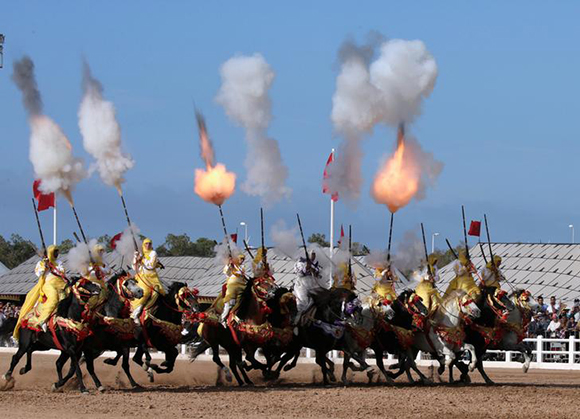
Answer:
[413,290,481,378]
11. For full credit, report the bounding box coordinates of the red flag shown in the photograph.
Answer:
[110,232,123,250]
[230,233,238,244]
[322,152,338,202]
[33,179,55,212]
[468,221,481,237]
[337,225,345,248]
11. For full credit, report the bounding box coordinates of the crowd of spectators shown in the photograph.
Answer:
[528,296,580,338]
[0,301,20,326]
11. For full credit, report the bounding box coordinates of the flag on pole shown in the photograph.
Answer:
[230,233,238,244]
[110,232,123,250]
[468,221,481,237]
[33,179,55,211]
[322,152,338,202]
[337,225,345,248]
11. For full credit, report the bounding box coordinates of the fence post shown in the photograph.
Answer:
[537,335,543,364]
[569,335,575,365]
[506,351,512,363]
[306,348,312,358]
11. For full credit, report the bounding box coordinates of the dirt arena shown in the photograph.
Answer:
[0,352,579,419]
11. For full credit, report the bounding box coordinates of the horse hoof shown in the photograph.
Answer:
[103,358,117,366]
[51,383,62,393]
[147,372,154,383]
[2,373,11,381]
[328,372,337,383]
[98,386,106,393]
[1,376,15,391]
[283,365,293,372]
[522,364,530,374]
[81,388,90,394]
[142,364,149,371]
[131,383,143,390]
[224,369,233,383]
[160,361,169,367]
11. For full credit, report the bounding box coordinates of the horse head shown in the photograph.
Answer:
[458,292,481,320]
[175,287,201,315]
[511,289,539,313]
[278,290,297,319]
[71,277,102,304]
[252,276,277,301]
[399,289,429,329]
[375,297,395,320]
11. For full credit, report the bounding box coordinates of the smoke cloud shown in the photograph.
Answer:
[12,56,86,200]
[270,220,299,259]
[329,36,439,201]
[78,61,134,189]
[213,239,242,266]
[115,223,142,265]
[66,239,98,275]
[392,228,424,274]
[216,54,290,207]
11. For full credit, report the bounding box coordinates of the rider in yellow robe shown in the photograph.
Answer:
[370,263,398,306]
[415,253,441,315]
[84,243,110,309]
[479,255,504,290]
[14,245,67,337]
[332,262,357,291]
[131,238,166,324]
[252,247,271,279]
[444,251,481,300]
[220,253,247,326]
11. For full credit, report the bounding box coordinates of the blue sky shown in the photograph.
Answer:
[1,1,580,252]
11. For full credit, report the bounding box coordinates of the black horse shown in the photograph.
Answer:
[370,289,431,384]
[51,272,145,390]
[0,317,17,347]
[1,278,101,393]
[448,287,516,384]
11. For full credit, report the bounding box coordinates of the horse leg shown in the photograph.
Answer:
[133,345,154,382]
[373,347,394,384]
[19,349,33,376]
[3,342,28,381]
[228,351,245,387]
[69,350,88,393]
[341,353,350,385]
[325,355,337,382]
[53,352,72,389]
[84,352,105,392]
[211,345,232,383]
[104,351,122,366]
[120,346,140,389]
[405,349,431,384]
[315,351,330,385]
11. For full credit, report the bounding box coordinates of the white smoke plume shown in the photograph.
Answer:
[115,223,142,266]
[66,239,98,275]
[216,54,290,207]
[270,220,300,259]
[392,228,424,274]
[213,239,242,266]
[79,62,134,189]
[365,249,389,270]
[12,56,86,199]
[329,35,439,201]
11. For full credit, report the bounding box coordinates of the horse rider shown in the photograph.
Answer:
[14,245,67,337]
[293,251,326,325]
[369,261,398,308]
[130,238,166,324]
[479,255,505,291]
[220,253,247,326]
[415,253,441,315]
[332,261,357,291]
[252,247,272,280]
[83,243,111,308]
[444,250,481,300]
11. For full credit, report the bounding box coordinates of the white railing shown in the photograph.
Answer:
[3,336,580,370]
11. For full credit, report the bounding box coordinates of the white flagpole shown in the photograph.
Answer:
[329,148,335,287]
[53,196,57,245]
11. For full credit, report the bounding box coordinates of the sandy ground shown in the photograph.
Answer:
[0,352,579,419]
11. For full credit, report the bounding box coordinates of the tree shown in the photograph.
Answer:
[58,239,75,254]
[156,233,217,257]
[307,233,329,248]
[0,234,38,269]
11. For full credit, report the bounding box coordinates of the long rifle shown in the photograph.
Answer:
[484,214,495,268]
[260,208,267,266]
[296,213,310,264]
[421,223,433,279]
[243,239,255,260]
[479,242,488,265]
[461,205,470,260]
[387,212,394,262]
[218,204,233,259]
[119,192,139,252]
[446,238,458,259]
[32,198,47,257]
[69,202,94,263]
[348,225,353,278]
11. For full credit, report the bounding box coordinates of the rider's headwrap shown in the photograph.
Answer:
[458,251,469,267]
[142,238,153,258]
[486,255,502,269]
[253,247,266,268]
[93,243,105,265]
[47,245,59,264]
[428,253,438,268]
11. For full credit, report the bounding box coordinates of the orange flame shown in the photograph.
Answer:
[194,164,236,206]
[371,127,420,213]
[193,111,236,206]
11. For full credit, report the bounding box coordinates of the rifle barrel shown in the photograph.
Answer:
[218,204,233,258]
[296,213,310,263]
[120,193,139,252]
[446,238,459,259]
[387,212,394,262]
[421,223,432,277]
[484,214,495,268]
[31,198,47,256]
[461,205,470,259]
